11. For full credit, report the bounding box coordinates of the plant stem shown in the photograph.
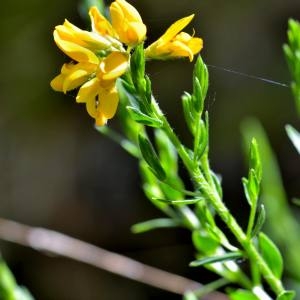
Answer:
[151,98,285,297]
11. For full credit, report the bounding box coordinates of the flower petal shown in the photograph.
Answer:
[50,74,64,92]
[98,52,129,81]
[158,15,194,43]
[110,0,146,45]
[112,0,143,22]
[98,87,119,119]
[76,77,99,104]
[89,6,115,36]
[54,30,99,64]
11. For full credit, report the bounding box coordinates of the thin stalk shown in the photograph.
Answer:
[151,98,285,297]
[246,199,258,239]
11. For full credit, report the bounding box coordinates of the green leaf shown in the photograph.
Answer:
[242,169,259,207]
[286,124,300,154]
[155,129,178,174]
[194,119,208,160]
[182,92,196,134]
[249,138,262,183]
[192,230,219,254]
[277,290,296,300]
[131,218,179,233]
[130,44,146,95]
[193,55,209,113]
[251,204,266,238]
[0,261,16,300]
[189,252,242,267]
[259,232,283,278]
[138,134,166,180]
[229,289,259,300]
[127,106,163,128]
[211,172,223,199]
[157,197,203,205]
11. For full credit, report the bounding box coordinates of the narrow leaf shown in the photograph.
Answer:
[229,289,259,300]
[277,290,296,300]
[131,218,179,234]
[157,197,204,205]
[138,134,166,180]
[251,204,266,237]
[127,106,163,128]
[192,230,219,254]
[189,252,242,267]
[259,232,283,278]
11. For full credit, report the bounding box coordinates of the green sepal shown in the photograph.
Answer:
[126,106,163,128]
[138,134,166,180]
[259,232,283,279]
[251,204,266,238]
[189,251,242,267]
[131,218,180,234]
[277,290,296,300]
[229,289,259,300]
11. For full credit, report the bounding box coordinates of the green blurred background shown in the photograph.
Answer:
[0,0,300,299]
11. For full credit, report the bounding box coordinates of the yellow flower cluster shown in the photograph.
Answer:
[51,0,203,125]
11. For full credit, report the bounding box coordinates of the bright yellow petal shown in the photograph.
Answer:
[50,74,64,92]
[86,96,97,118]
[76,77,99,104]
[188,37,203,54]
[63,69,89,93]
[113,0,143,22]
[110,0,146,45]
[98,87,119,119]
[54,31,100,64]
[62,19,113,50]
[98,52,128,81]
[159,15,194,43]
[89,6,115,36]
[126,21,147,45]
[95,113,107,126]
[168,40,194,61]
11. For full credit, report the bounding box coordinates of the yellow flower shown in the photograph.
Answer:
[110,0,147,46]
[145,15,203,61]
[50,62,97,93]
[77,52,128,125]
[51,51,129,125]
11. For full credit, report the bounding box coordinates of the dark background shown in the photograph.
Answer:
[0,0,300,299]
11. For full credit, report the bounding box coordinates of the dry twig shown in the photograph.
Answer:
[0,218,227,299]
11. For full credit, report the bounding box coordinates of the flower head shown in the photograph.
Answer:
[110,0,147,46]
[145,15,203,61]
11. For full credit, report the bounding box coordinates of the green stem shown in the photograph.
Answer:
[151,98,285,297]
[246,199,258,239]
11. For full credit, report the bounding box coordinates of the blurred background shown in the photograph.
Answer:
[0,0,300,299]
